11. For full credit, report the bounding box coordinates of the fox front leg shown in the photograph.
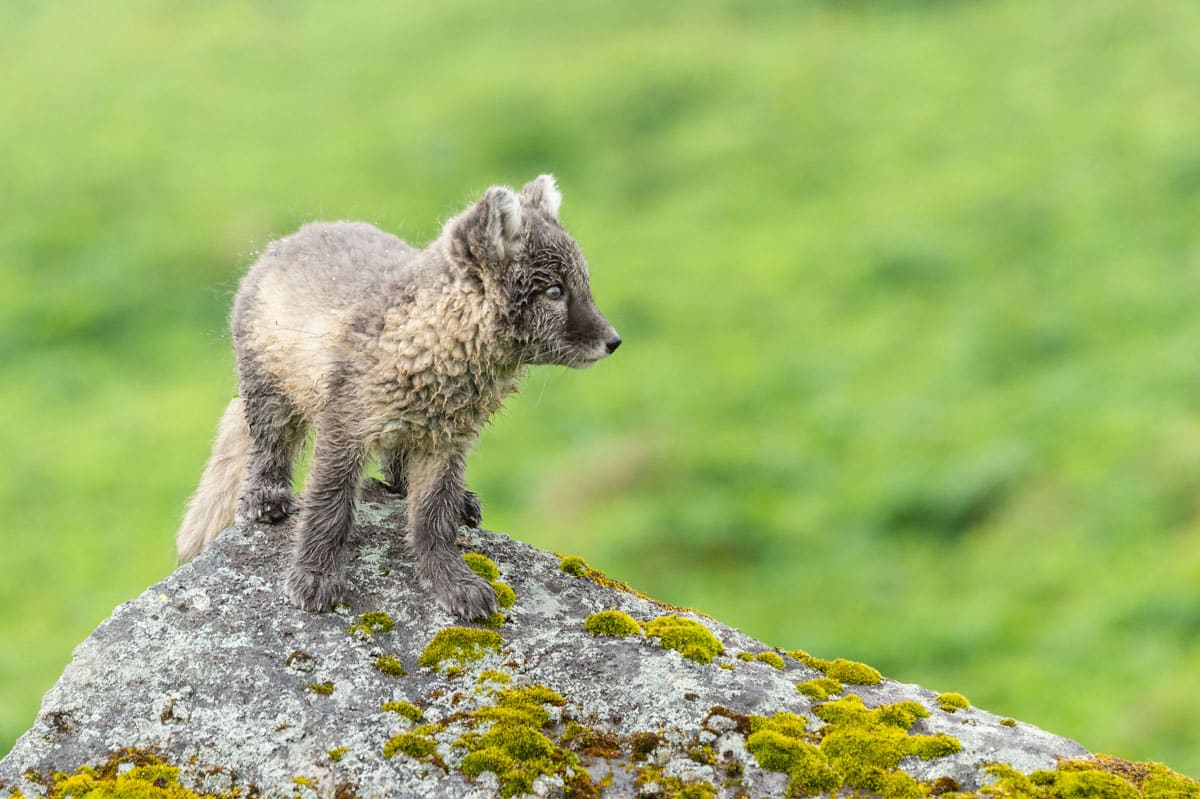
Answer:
[381,447,483,528]
[405,448,498,620]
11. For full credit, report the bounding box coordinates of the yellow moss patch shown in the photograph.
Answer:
[756,651,786,670]
[744,713,839,797]
[28,750,233,799]
[373,654,406,677]
[583,610,642,637]
[643,615,724,664]
[559,555,590,577]
[327,747,349,762]
[977,758,1200,799]
[936,692,970,713]
[454,683,582,799]
[797,677,844,701]
[383,726,440,759]
[463,553,500,581]
[346,611,395,639]
[747,695,962,799]
[493,581,517,609]
[303,681,334,695]
[381,700,423,722]
[555,554,701,615]
[825,658,882,686]
[788,648,831,672]
[418,627,502,670]
[633,764,718,799]
[477,669,512,686]
[479,611,507,628]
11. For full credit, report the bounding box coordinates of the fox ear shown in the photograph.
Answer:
[481,186,524,258]
[447,185,525,264]
[520,174,562,218]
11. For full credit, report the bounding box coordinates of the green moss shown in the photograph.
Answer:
[911,734,966,759]
[746,695,962,799]
[634,764,719,799]
[688,744,716,765]
[797,677,844,700]
[373,654,406,677]
[418,626,502,669]
[30,750,221,799]
[327,747,349,762]
[975,758,1200,799]
[556,555,698,615]
[383,730,438,759]
[477,669,512,686]
[303,681,334,695]
[583,610,642,637]
[736,652,754,663]
[788,649,832,672]
[463,552,501,581]
[744,727,840,797]
[643,615,724,664]
[1000,718,1018,728]
[381,700,423,722]
[718,663,736,670]
[936,691,970,713]
[749,711,809,739]
[493,581,517,609]
[292,775,317,788]
[825,658,883,685]
[559,555,590,577]
[452,683,581,799]
[346,611,395,639]
[756,651,786,670]
[480,611,507,628]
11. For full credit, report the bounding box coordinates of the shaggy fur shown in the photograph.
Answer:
[176,176,620,618]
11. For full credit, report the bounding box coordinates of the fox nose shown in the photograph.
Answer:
[605,335,622,354]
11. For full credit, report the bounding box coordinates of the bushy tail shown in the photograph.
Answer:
[176,398,249,563]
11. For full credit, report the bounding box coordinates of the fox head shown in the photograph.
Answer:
[445,175,621,369]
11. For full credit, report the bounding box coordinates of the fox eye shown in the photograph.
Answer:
[544,285,564,300]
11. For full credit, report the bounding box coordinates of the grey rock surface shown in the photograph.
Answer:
[0,483,1089,798]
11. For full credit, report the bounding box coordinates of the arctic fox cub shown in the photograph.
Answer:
[176,176,620,619]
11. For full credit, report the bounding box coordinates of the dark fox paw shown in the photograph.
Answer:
[285,566,347,613]
[238,486,296,525]
[420,560,499,621]
[461,490,482,528]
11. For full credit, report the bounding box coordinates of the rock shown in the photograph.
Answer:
[0,483,1097,798]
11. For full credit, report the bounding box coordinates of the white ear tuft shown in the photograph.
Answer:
[520,174,563,218]
[484,186,523,256]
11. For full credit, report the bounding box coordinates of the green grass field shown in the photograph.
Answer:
[3,0,1200,776]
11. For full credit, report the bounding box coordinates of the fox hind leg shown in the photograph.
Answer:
[236,366,305,525]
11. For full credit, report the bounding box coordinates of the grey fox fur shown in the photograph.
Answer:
[176,176,621,619]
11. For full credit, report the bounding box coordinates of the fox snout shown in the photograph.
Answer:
[569,302,622,367]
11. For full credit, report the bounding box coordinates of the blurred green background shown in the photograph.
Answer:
[3,0,1200,776]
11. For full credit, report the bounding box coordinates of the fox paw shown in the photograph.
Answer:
[238,486,295,525]
[285,566,347,613]
[461,490,483,528]
[419,560,498,621]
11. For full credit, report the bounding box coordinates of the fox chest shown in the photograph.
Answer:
[369,366,517,447]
